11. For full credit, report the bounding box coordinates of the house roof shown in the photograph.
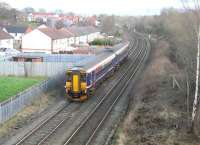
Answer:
[4,26,29,34]
[38,28,74,40]
[66,26,99,36]
[0,30,13,40]
[61,28,75,37]
[31,12,55,17]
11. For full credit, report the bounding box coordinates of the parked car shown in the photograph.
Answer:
[0,47,20,56]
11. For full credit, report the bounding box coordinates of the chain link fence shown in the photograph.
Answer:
[0,55,95,124]
[0,73,64,124]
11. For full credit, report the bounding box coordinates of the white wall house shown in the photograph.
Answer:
[22,28,76,53]
[66,26,100,45]
[61,28,75,46]
[87,32,101,42]
[52,37,75,52]
[79,35,88,44]
[0,30,14,48]
[74,36,80,45]
[22,29,52,53]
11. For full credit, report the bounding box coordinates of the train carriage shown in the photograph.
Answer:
[65,42,129,101]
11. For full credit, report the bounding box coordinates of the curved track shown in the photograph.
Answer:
[14,33,149,145]
[63,36,150,145]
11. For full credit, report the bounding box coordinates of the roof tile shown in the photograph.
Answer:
[0,30,13,40]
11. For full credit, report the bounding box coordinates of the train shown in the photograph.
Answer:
[65,42,130,101]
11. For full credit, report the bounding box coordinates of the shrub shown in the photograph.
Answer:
[89,39,114,46]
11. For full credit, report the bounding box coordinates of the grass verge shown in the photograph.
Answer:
[0,76,45,102]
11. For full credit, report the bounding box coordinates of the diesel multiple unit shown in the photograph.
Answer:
[65,42,129,101]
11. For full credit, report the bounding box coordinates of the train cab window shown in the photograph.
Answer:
[66,72,71,81]
[81,73,86,82]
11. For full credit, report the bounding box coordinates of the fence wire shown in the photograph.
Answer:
[0,73,63,124]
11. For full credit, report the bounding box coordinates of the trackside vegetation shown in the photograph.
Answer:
[89,38,114,46]
[0,76,45,102]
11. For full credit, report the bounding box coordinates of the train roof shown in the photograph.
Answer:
[73,42,129,73]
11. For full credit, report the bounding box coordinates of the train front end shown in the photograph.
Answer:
[65,69,88,101]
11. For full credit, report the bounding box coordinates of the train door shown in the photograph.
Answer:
[92,71,96,87]
[113,54,119,70]
[72,71,81,94]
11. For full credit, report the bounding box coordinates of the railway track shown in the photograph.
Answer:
[37,37,144,145]
[14,34,146,145]
[63,37,149,145]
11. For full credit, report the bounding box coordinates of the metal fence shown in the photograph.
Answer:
[0,62,72,77]
[0,73,64,124]
[0,56,94,77]
[0,55,13,61]
[0,54,95,123]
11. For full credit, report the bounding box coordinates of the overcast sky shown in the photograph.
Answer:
[1,0,182,16]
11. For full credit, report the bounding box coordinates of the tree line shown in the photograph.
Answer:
[131,2,200,135]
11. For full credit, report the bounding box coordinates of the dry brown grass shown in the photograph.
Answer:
[0,91,56,137]
[113,40,200,145]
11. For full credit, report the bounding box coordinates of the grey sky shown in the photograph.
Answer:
[1,0,182,16]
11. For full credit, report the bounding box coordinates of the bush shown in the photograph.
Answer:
[89,39,114,46]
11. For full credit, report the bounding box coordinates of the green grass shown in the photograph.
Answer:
[0,76,45,102]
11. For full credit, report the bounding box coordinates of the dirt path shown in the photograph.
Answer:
[112,39,200,145]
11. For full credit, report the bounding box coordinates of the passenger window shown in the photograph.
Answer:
[81,73,86,82]
[66,72,71,81]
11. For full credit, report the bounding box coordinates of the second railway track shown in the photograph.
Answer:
[14,34,149,145]
[63,37,149,145]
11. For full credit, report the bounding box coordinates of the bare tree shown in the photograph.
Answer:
[55,20,64,29]
[181,0,200,129]
[101,15,115,34]
[0,2,19,23]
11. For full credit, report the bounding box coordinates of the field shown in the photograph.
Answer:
[0,76,44,102]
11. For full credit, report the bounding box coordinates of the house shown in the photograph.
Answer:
[37,24,48,29]
[85,16,100,26]
[3,26,32,41]
[66,26,100,44]
[61,28,79,45]
[27,13,56,22]
[66,27,81,45]
[61,28,75,46]
[3,25,32,49]
[0,30,14,49]
[22,28,76,53]
[85,26,101,42]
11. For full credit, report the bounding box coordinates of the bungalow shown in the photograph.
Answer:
[0,30,14,49]
[22,28,75,53]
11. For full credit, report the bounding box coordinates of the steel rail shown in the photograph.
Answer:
[63,38,148,145]
[15,36,141,145]
[85,39,149,145]
[36,37,142,145]
[15,103,69,145]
